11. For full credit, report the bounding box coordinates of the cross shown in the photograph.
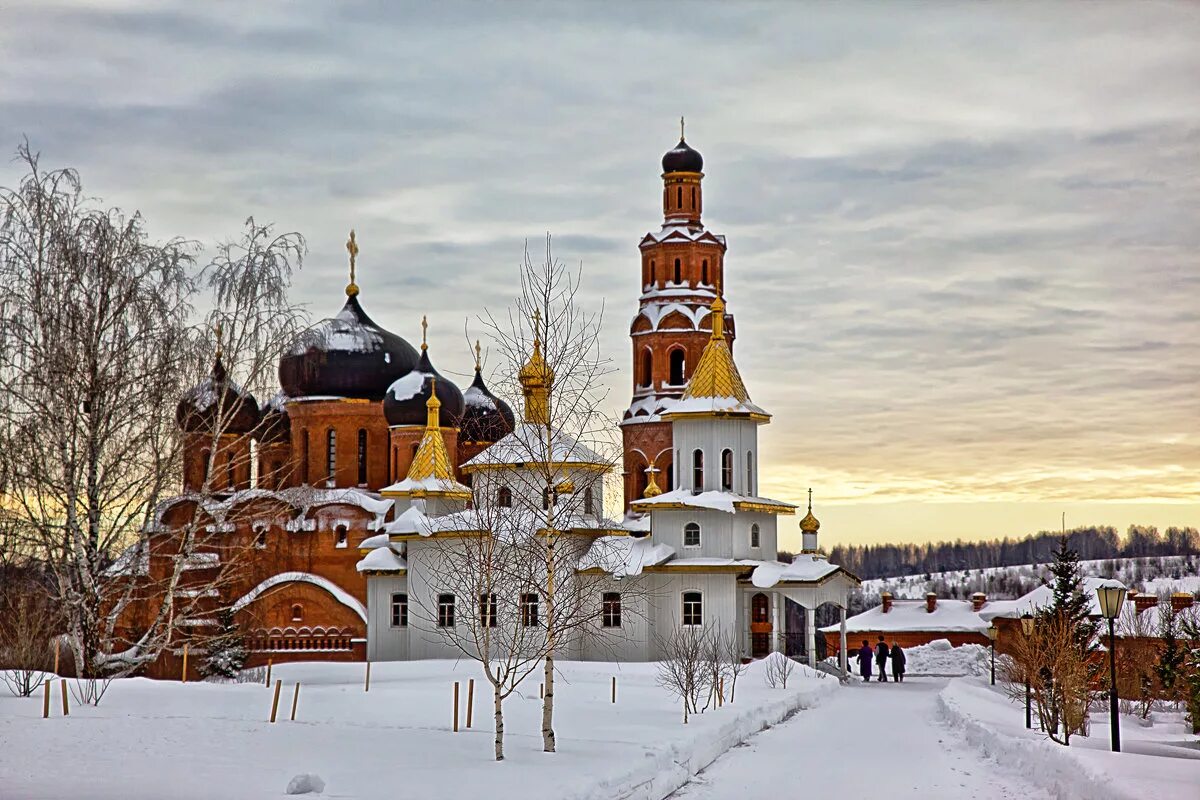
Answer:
[808,487,813,512]
[420,315,428,350]
[532,308,542,343]
[680,115,685,141]
[474,340,482,371]
[346,229,359,284]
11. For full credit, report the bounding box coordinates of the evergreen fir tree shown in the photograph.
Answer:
[199,608,248,680]
[1154,600,1185,701]
[1047,536,1098,654]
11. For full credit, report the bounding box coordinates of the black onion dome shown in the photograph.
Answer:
[460,367,516,444]
[383,347,465,427]
[662,137,703,173]
[254,391,291,443]
[279,295,419,400]
[176,356,260,434]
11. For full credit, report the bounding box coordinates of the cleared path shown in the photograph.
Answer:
[671,678,1052,800]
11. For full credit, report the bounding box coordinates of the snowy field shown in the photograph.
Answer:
[0,659,836,800]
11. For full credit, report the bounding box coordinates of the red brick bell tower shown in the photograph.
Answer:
[621,124,734,509]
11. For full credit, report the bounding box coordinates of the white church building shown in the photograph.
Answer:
[356,299,860,670]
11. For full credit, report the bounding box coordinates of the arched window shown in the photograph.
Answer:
[664,461,674,491]
[746,450,754,495]
[335,525,348,548]
[692,448,704,494]
[683,522,701,548]
[682,591,702,626]
[677,186,683,208]
[750,523,761,549]
[583,486,594,515]
[291,604,303,622]
[357,429,368,485]
[674,258,682,284]
[701,259,708,285]
[721,449,733,491]
[253,524,267,549]
[325,428,336,485]
[497,486,512,508]
[641,349,653,387]
[411,441,420,460]
[691,186,696,208]
[669,349,685,385]
[650,260,656,284]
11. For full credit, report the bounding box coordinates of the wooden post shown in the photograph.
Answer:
[466,678,474,728]
[269,679,282,723]
[453,682,460,732]
[265,659,272,688]
[181,644,189,683]
[42,680,50,719]
[364,661,371,692]
[718,677,724,707]
[53,640,60,676]
[612,676,617,704]
[60,679,69,716]
[290,683,300,722]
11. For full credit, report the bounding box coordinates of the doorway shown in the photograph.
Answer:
[750,592,771,657]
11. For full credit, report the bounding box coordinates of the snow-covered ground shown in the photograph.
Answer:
[903,639,991,677]
[0,659,836,800]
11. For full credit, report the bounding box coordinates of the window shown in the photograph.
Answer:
[721,448,733,491]
[390,593,408,627]
[479,593,498,628]
[583,486,594,515]
[201,449,211,483]
[301,431,309,484]
[602,592,621,628]
[253,524,267,549]
[682,592,702,626]
[683,522,701,548]
[650,260,656,284]
[665,462,674,491]
[751,523,761,549]
[692,448,704,493]
[335,525,348,548]
[521,593,540,627]
[497,486,512,508]
[357,429,368,485]
[673,258,681,284]
[291,604,303,622]
[677,186,682,208]
[701,259,708,284]
[746,450,754,495]
[691,186,696,209]
[437,594,456,628]
[641,349,653,387]
[669,349,685,385]
[326,428,337,484]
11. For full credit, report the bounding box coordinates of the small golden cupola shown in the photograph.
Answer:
[518,311,554,425]
[800,488,821,553]
[385,378,471,500]
[642,468,663,498]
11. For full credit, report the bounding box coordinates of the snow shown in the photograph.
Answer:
[751,554,841,587]
[639,224,725,248]
[902,639,990,676]
[464,422,608,469]
[285,774,325,795]
[634,302,712,333]
[231,572,368,623]
[822,598,990,635]
[938,678,1200,800]
[622,394,676,423]
[355,546,407,573]
[663,395,769,419]
[386,370,424,402]
[980,575,1117,622]
[287,305,384,356]
[578,535,675,577]
[382,502,431,535]
[0,658,836,800]
[632,488,795,515]
[380,474,471,496]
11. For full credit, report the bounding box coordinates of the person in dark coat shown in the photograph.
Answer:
[857,639,873,682]
[875,635,890,682]
[890,642,906,683]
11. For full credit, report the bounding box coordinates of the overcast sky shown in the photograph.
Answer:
[2,1,1197,549]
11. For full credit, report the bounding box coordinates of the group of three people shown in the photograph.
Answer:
[857,635,906,682]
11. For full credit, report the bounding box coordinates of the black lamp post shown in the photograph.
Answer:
[1096,582,1127,753]
[1020,612,1034,729]
[988,623,998,686]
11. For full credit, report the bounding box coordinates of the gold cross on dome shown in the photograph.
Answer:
[420,315,428,351]
[345,229,360,296]
[680,115,685,141]
[474,340,482,371]
[531,308,542,344]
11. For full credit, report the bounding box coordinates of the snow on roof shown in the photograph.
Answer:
[662,395,769,419]
[631,488,795,515]
[286,304,384,356]
[291,487,394,517]
[386,371,424,402]
[381,474,472,498]
[622,394,677,424]
[231,571,367,623]
[634,302,712,333]
[639,223,726,248]
[820,598,989,634]
[357,533,390,550]
[384,503,433,536]
[752,555,842,587]
[462,422,609,469]
[578,536,674,577]
[416,505,627,543]
[356,546,407,573]
[979,576,1115,622]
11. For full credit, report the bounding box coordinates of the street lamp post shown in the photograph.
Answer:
[985,624,997,685]
[1020,612,1034,729]
[1096,581,1127,754]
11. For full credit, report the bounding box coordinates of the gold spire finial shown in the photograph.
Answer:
[643,467,662,498]
[345,229,360,297]
[680,115,685,141]
[519,312,553,425]
[420,315,428,351]
[396,375,470,499]
[474,340,482,371]
[425,376,441,429]
[709,296,725,341]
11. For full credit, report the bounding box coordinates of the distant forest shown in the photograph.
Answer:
[825,525,1200,581]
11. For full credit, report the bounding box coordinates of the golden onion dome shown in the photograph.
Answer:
[799,488,820,532]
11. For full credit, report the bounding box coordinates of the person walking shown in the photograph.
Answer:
[890,642,906,683]
[875,635,890,683]
[857,639,874,682]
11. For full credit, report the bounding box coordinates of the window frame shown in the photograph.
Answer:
[683,521,701,549]
[325,428,337,485]
[746,450,754,495]
[692,448,704,494]
[390,592,408,628]
[520,592,540,627]
[721,448,733,491]
[497,486,513,508]
[668,348,686,386]
[601,592,622,628]
[682,591,703,627]
[437,593,456,628]
[479,592,498,629]
[357,428,368,485]
[750,523,761,549]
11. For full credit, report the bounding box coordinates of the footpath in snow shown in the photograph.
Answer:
[0,658,836,800]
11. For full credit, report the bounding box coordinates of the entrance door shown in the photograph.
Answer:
[750,592,771,657]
